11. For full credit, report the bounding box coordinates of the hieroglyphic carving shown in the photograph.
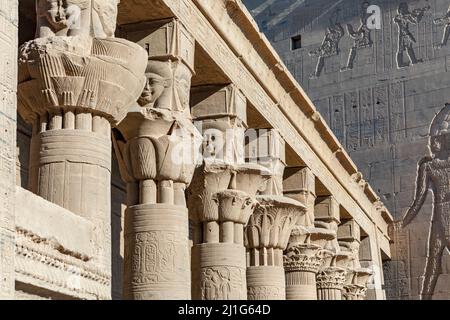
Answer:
[434,5,450,49]
[309,11,344,79]
[246,286,283,300]
[393,2,429,68]
[330,95,345,144]
[401,104,450,300]
[360,88,374,148]
[342,2,373,71]
[390,81,406,142]
[345,91,359,151]
[374,85,389,145]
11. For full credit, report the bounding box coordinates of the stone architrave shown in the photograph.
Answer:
[245,130,306,300]
[17,0,147,290]
[0,0,18,299]
[283,166,335,300]
[114,18,200,300]
[338,219,373,300]
[188,85,270,300]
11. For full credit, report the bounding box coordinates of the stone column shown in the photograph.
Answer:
[338,220,373,300]
[17,0,147,291]
[282,166,335,300]
[314,196,348,300]
[245,130,306,300]
[0,0,18,299]
[188,85,269,300]
[115,19,199,300]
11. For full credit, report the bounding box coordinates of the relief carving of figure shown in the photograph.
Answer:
[434,5,450,49]
[401,104,450,300]
[341,2,373,71]
[309,11,344,79]
[36,0,120,38]
[139,60,192,116]
[201,268,232,300]
[393,2,429,68]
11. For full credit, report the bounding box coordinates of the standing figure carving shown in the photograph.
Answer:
[434,5,450,50]
[309,11,344,79]
[341,2,373,71]
[393,2,429,68]
[401,104,450,300]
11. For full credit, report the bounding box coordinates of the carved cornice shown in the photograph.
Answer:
[15,230,110,300]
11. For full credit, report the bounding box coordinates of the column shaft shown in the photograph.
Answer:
[118,19,197,300]
[123,204,190,299]
[29,113,112,269]
[247,266,285,300]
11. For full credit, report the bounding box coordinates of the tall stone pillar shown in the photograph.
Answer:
[314,196,351,300]
[0,0,18,299]
[188,85,269,300]
[283,167,335,300]
[115,19,199,300]
[17,0,147,292]
[338,220,373,300]
[245,130,306,300]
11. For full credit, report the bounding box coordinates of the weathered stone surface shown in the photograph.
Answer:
[6,0,393,300]
[0,0,18,299]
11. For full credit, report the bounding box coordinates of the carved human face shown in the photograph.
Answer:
[138,72,168,106]
[430,133,450,157]
[203,129,224,160]
[138,61,172,108]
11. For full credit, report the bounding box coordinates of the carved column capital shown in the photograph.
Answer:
[18,36,147,127]
[342,284,367,300]
[317,267,347,290]
[246,195,304,251]
[283,244,325,273]
[214,189,256,225]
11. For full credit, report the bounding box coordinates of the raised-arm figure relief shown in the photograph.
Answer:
[434,5,450,49]
[341,2,373,71]
[393,2,429,68]
[309,11,344,79]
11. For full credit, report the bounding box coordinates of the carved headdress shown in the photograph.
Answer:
[429,104,450,137]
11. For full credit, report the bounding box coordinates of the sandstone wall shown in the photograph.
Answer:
[0,0,18,299]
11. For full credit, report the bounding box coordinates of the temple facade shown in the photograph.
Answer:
[244,0,450,300]
[0,0,392,300]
